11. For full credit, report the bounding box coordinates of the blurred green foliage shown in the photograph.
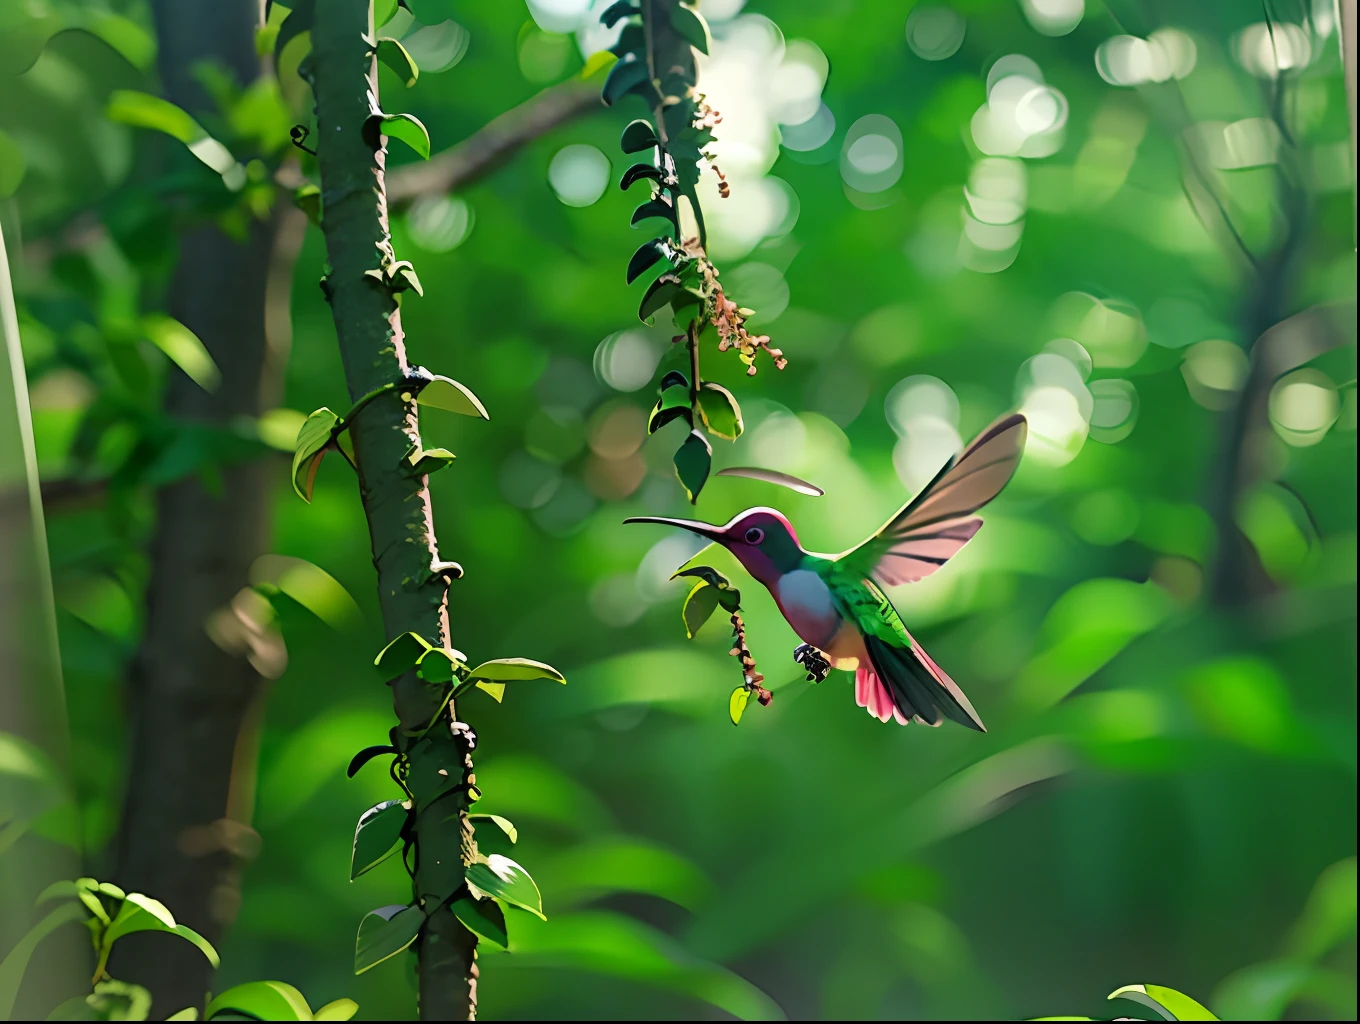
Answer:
[2,0,1355,1019]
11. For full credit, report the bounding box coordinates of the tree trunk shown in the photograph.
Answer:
[308,0,478,1016]
[110,0,294,1013]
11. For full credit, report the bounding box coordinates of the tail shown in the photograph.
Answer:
[859,632,986,732]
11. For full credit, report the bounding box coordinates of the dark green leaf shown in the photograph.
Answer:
[670,287,703,317]
[697,382,743,441]
[639,274,682,322]
[466,658,566,684]
[351,800,409,879]
[273,0,314,68]
[470,814,518,856]
[347,746,396,779]
[377,37,418,86]
[408,446,457,476]
[416,648,466,684]
[620,119,658,153]
[466,856,545,919]
[659,370,689,391]
[672,565,737,595]
[631,197,679,234]
[205,981,314,1022]
[681,581,720,639]
[620,162,664,192]
[416,376,490,418]
[602,55,650,107]
[375,631,434,679]
[647,402,691,435]
[355,905,424,974]
[729,686,749,725]
[670,3,712,54]
[452,896,508,949]
[291,407,339,502]
[370,113,430,159]
[627,239,668,283]
[601,0,638,28]
[673,429,712,503]
[609,23,645,58]
[294,184,321,225]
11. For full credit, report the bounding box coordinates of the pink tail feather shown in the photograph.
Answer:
[855,665,910,725]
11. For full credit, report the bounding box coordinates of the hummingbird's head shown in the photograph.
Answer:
[623,506,805,586]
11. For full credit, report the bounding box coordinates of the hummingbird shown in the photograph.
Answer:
[625,413,1028,731]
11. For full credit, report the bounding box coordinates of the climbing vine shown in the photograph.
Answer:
[601,0,787,504]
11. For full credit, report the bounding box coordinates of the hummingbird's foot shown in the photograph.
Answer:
[793,643,832,683]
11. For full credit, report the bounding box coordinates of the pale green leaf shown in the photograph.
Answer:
[417,376,490,419]
[291,407,339,503]
[466,658,566,684]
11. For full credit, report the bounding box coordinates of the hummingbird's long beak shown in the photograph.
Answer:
[623,516,727,541]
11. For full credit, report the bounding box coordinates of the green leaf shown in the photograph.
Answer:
[452,896,508,949]
[106,91,245,190]
[372,112,431,159]
[416,648,466,684]
[659,370,689,390]
[291,407,339,503]
[205,981,314,1022]
[609,23,645,59]
[475,681,506,703]
[620,119,658,153]
[670,3,712,54]
[627,239,668,284]
[639,274,683,322]
[1108,984,1220,1021]
[346,745,396,779]
[696,382,743,441]
[673,429,712,504]
[671,565,738,605]
[408,446,457,476]
[377,37,418,86]
[374,0,399,30]
[351,799,409,879]
[466,658,566,684]
[648,401,691,435]
[166,1008,200,1020]
[375,631,434,679]
[466,855,545,919]
[601,0,638,28]
[631,197,679,234]
[313,999,359,1022]
[602,54,649,107]
[621,162,664,192]
[470,813,518,853]
[0,902,85,1020]
[103,895,220,968]
[416,376,490,419]
[273,0,314,69]
[355,905,424,975]
[142,314,220,392]
[400,19,470,74]
[729,686,749,725]
[294,184,321,225]
[681,581,721,639]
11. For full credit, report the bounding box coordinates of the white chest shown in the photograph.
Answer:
[776,569,840,646]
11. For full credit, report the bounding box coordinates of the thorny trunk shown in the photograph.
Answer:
[111,0,301,1012]
[309,0,478,1017]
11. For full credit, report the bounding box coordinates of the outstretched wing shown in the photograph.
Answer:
[838,413,1027,587]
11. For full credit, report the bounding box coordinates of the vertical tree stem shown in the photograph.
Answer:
[309,0,477,1017]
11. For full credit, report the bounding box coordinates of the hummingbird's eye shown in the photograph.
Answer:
[744,527,765,544]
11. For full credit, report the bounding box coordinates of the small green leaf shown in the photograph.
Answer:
[35,880,81,905]
[673,429,712,504]
[627,238,669,284]
[372,112,430,159]
[621,162,664,191]
[601,0,638,28]
[1108,984,1219,1021]
[355,905,424,975]
[401,19,470,74]
[609,23,645,59]
[681,581,720,639]
[697,382,743,441]
[294,183,321,225]
[388,260,423,296]
[631,197,679,234]
[204,981,313,1022]
[639,274,683,322]
[602,54,649,107]
[375,631,434,678]
[374,0,399,29]
[106,90,244,189]
[273,0,314,69]
[452,896,508,949]
[166,1008,200,1020]
[672,565,737,596]
[670,3,712,55]
[142,314,220,392]
[313,999,360,1021]
[470,813,518,851]
[729,686,749,725]
[347,746,396,779]
[409,446,457,476]
[659,370,689,390]
[475,681,506,702]
[648,400,691,435]
[103,895,220,968]
[351,800,409,880]
[291,407,339,503]
[466,855,545,919]
[417,376,490,419]
[377,37,418,86]
[466,658,566,684]
[416,648,466,684]
[620,119,658,153]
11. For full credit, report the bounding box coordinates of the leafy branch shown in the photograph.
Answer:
[671,566,771,724]
[601,0,787,503]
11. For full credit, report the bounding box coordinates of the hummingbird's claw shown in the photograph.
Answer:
[793,643,831,683]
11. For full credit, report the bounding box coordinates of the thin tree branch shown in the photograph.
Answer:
[386,75,603,204]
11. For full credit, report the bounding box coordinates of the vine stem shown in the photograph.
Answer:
[687,317,701,406]
[308,1,478,1018]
